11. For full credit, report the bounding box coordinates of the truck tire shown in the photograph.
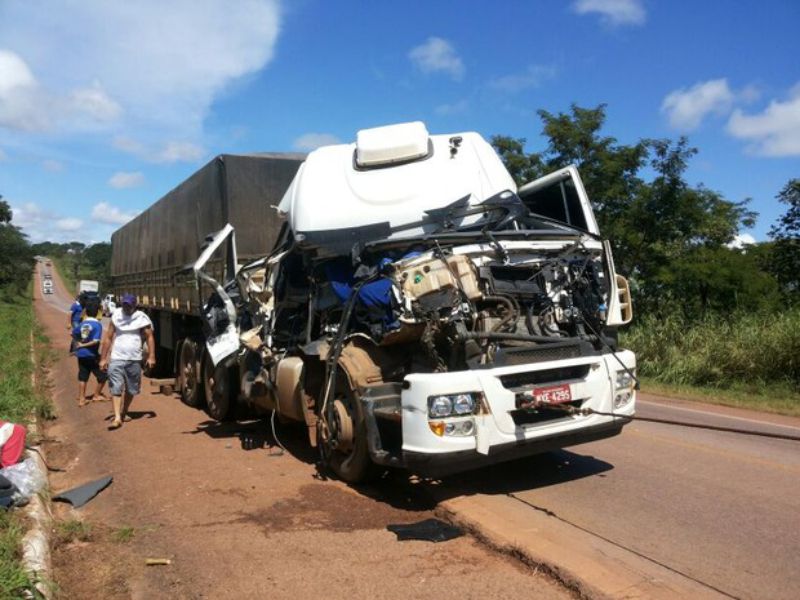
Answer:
[202,355,234,421]
[324,383,377,483]
[178,340,203,407]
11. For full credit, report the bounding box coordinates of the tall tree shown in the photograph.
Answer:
[0,199,35,297]
[492,104,761,315]
[768,179,800,296]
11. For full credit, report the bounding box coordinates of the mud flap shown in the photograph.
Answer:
[360,383,404,468]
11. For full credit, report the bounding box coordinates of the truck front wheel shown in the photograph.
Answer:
[202,356,234,421]
[322,384,377,483]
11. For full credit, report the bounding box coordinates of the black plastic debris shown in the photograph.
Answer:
[0,474,17,509]
[387,518,463,543]
[53,475,113,508]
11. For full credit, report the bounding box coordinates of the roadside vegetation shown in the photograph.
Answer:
[622,310,800,415]
[0,289,52,597]
[0,201,54,597]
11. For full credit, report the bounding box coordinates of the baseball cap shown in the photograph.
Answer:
[121,293,137,306]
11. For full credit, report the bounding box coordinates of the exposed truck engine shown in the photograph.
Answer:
[111,123,636,482]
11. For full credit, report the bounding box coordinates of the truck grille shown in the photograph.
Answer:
[492,341,593,367]
[499,364,591,391]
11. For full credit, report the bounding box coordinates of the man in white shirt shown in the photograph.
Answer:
[99,294,156,429]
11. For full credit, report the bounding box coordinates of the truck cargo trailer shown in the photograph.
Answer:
[109,153,305,402]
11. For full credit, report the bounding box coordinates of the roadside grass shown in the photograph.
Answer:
[112,526,135,543]
[0,511,31,600]
[0,285,53,598]
[640,378,800,417]
[623,309,800,416]
[53,520,92,546]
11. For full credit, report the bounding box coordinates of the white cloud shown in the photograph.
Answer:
[435,100,469,116]
[68,81,122,123]
[56,218,82,231]
[661,79,735,131]
[572,0,646,26]
[0,1,282,143]
[726,84,800,157]
[9,200,120,242]
[91,201,139,226]
[108,171,145,189]
[156,141,205,163]
[293,133,341,152]
[727,233,756,249]
[112,136,205,163]
[0,50,49,131]
[490,65,557,93]
[408,37,465,81]
[42,160,64,172]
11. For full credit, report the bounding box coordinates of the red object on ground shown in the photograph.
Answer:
[0,423,26,468]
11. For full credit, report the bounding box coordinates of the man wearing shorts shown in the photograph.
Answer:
[99,294,156,429]
[72,299,108,406]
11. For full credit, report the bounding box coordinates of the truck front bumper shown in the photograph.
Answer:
[401,419,624,477]
[363,350,636,477]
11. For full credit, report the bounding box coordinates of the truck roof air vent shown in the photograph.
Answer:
[355,121,432,168]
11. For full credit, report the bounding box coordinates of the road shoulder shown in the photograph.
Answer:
[438,492,726,599]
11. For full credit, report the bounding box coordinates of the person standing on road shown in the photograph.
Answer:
[68,292,87,354]
[72,298,108,406]
[99,294,156,430]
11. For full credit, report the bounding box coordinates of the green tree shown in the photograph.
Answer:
[82,242,112,289]
[0,198,34,297]
[491,104,762,316]
[768,179,800,296]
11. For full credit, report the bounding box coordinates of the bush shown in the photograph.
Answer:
[622,309,800,389]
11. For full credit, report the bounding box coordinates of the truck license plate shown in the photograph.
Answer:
[532,384,572,405]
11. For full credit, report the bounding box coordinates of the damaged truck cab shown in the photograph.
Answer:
[198,121,636,482]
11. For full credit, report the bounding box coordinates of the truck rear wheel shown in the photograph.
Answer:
[178,340,203,407]
[203,355,233,421]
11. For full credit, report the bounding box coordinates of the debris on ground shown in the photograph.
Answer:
[0,457,46,506]
[387,518,463,543]
[145,558,171,566]
[53,475,113,508]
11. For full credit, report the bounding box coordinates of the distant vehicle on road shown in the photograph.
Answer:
[78,280,99,295]
[42,280,53,294]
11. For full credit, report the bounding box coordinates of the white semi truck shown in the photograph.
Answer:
[112,122,636,482]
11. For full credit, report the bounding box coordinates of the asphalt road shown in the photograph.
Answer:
[38,262,72,314]
[443,394,800,599]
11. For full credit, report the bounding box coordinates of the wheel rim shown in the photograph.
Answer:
[204,360,229,419]
[332,398,354,452]
[180,341,198,402]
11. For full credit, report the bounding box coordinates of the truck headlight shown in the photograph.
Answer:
[428,393,479,418]
[429,396,453,418]
[453,394,476,415]
[615,371,634,390]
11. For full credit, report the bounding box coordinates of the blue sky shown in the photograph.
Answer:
[1,0,798,244]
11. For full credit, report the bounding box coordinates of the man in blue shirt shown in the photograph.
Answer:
[68,292,86,354]
[72,298,108,406]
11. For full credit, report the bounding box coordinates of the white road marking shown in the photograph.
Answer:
[639,398,800,432]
